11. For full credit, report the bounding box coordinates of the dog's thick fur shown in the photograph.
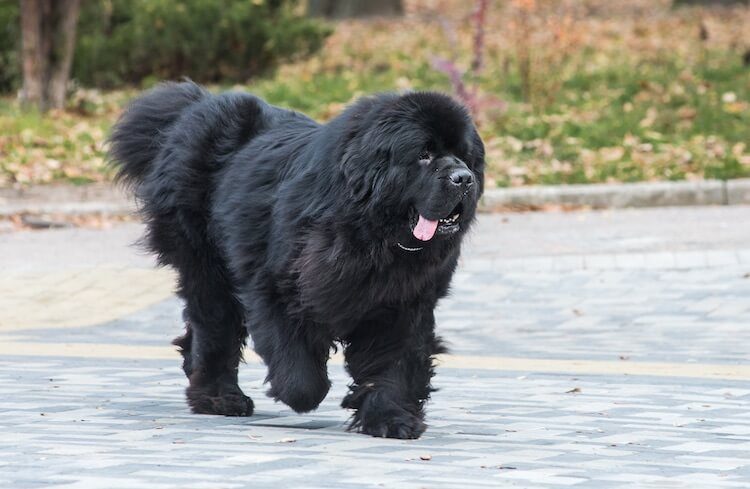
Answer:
[109,81,484,439]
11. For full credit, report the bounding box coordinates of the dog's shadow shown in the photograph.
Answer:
[243,412,344,431]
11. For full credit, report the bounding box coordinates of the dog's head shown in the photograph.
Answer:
[338,92,485,250]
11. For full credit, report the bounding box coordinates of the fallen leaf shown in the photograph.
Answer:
[722,91,737,103]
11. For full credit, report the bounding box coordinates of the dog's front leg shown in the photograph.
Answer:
[341,304,445,439]
[247,299,332,414]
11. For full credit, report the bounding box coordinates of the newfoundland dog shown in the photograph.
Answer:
[109,81,484,439]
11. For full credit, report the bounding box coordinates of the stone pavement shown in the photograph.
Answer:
[1,206,750,488]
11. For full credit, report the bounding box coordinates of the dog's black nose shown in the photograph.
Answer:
[448,168,474,187]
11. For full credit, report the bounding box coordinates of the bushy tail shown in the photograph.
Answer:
[108,81,206,188]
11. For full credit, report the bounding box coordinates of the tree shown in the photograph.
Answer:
[20,0,81,111]
[307,0,403,18]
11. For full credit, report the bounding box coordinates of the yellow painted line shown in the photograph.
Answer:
[438,355,750,381]
[1,340,748,381]
[0,341,180,361]
[0,268,176,331]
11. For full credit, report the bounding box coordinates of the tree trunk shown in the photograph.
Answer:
[47,0,81,109]
[19,0,81,111]
[20,0,44,108]
[308,0,403,18]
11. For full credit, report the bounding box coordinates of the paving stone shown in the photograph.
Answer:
[2,207,750,487]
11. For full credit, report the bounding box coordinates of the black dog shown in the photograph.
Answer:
[109,81,484,439]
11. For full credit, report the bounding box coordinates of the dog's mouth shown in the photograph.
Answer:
[410,202,463,242]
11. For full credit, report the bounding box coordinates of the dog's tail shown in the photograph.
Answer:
[108,81,206,188]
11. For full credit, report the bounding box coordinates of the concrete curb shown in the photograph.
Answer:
[0,184,136,217]
[481,178,750,210]
[1,179,749,217]
[727,178,750,205]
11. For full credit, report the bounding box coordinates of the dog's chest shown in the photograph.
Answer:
[297,256,438,321]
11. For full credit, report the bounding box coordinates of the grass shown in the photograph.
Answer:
[1,0,749,187]
[0,90,127,185]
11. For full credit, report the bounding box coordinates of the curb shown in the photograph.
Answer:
[1,179,749,217]
[481,178,750,210]
[0,184,136,217]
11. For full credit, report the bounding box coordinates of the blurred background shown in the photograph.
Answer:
[1,0,749,190]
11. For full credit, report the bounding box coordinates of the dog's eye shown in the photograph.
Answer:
[418,151,433,165]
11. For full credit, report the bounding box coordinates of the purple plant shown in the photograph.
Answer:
[431,0,504,122]
[431,57,474,111]
[470,0,488,73]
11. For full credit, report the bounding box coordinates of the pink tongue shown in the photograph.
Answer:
[413,215,439,241]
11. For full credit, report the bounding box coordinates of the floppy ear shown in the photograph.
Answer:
[336,93,409,211]
[468,127,486,196]
[340,133,384,205]
[337,97,393,206]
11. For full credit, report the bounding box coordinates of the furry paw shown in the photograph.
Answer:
[186,385,254,417]
[266,371,330,414]
[352,409,426,439]
[345,390,426,438]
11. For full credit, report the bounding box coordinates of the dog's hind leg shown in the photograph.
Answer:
[180,278,253,416]
[170,245,254,417]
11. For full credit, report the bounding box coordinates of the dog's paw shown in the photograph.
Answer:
[352,410,426,439]
[186,386,254,417]
[266,370,330,414]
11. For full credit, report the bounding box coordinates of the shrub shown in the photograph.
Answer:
[73,0,332,87]
[0,0,331,93]
[0,4,20,94]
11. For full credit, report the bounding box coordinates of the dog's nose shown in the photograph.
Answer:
[448,168,474,187]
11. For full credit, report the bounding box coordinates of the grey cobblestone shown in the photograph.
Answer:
[2,206,750,487]
[2,358,750,488]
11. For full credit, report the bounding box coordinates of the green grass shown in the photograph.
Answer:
[2,5,750,187]
[249,61,448,118]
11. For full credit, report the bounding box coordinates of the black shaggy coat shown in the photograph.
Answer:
[110,81,484,439]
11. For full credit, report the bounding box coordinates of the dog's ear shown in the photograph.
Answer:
[336,93,406,208]
[337,100,385,205]
[340,137,387,205]
[467,126,486,196]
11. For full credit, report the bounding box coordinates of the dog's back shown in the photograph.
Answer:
[109,81,273,267]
